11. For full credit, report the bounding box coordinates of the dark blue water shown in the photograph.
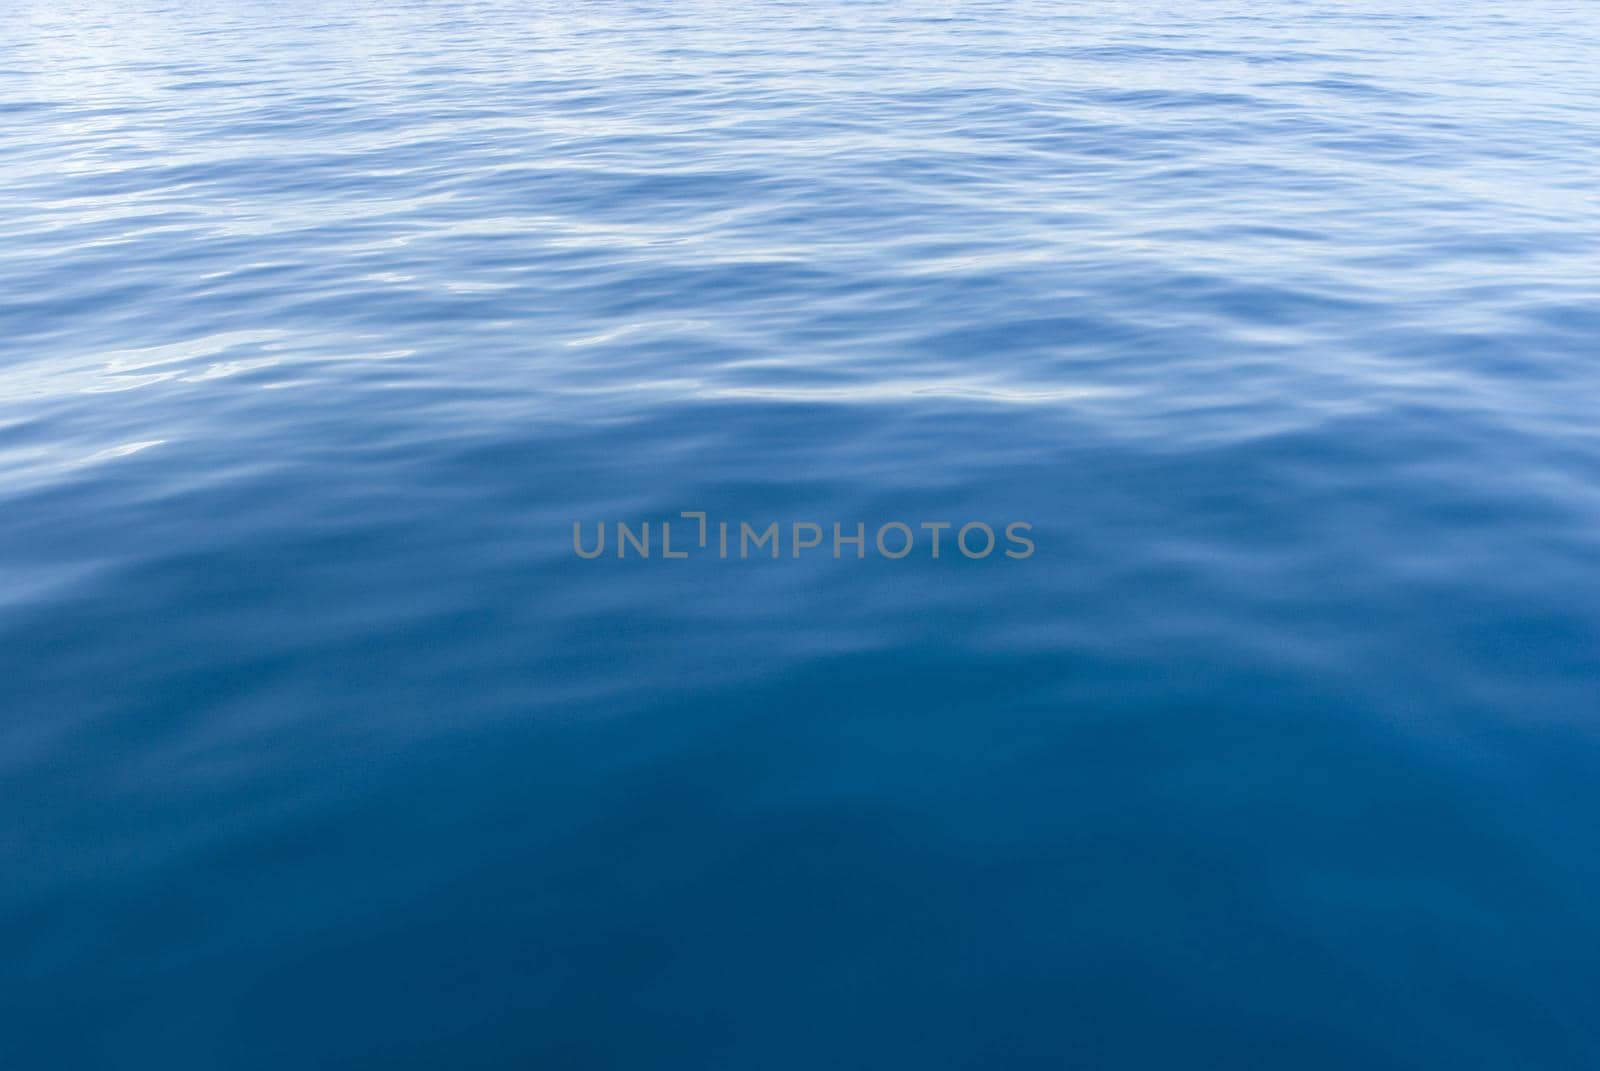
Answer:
[4,1,1600,1066]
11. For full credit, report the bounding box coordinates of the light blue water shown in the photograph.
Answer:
[4,1,1600,1066]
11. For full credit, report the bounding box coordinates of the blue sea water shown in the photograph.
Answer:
[3,0,1600,1065]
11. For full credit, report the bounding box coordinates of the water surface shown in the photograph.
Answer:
[3,1,1600,1066]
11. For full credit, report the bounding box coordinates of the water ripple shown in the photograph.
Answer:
[4,0,1600,1066]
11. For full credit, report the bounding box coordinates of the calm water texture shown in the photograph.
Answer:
[4,1,1599,1066]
